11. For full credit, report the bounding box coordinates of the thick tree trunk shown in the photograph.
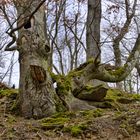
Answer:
[18,52,57,119]
[16,1,65,119]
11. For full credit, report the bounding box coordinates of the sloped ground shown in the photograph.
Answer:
[1,87,140,140]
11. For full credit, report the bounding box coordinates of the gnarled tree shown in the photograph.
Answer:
[3,0,140,119]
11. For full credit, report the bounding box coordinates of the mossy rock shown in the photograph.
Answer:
[74,85,108,101]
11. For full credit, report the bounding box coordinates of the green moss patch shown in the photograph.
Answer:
[50,67,84,96]
[40,116,70,130]
[108,66,125,77]
[105,89,123,101]
[79,109,103,118]
[0,89,18,99]
[6,115,17,124]
[52,74,72,95]
[63,124,87,137]
[0,89,19,114]
[40,109,103,137]
[128,94,140,101]
[57,76,71,95]
[105,89,140,104]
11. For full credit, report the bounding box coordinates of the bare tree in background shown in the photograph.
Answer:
[86,0,101,61]
[0,50,5,81]
[46,0,86,74]
[106,0,137,89]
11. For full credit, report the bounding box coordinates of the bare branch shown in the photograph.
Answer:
[94,34,140,82]
[113,0,137,67]
[4,0,46,51]
[125,0,129,19]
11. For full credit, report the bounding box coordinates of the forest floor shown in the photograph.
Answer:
[1,86,140,140]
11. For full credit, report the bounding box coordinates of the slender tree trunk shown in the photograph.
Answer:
[86,0,107,89]
[86,0,101,60]
[74,14,78,69]
[112,0,137,89]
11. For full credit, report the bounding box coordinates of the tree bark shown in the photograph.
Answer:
[86,0,101,60]
[16,1,65,119]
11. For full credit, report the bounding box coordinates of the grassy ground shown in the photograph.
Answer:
[1,88,140,140]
